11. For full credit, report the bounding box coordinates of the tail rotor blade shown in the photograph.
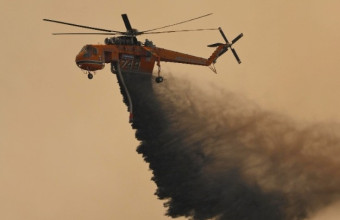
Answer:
[231,33,243,45]
[121,14,132,31]
[218,27,230,44]
[231,48,241,64]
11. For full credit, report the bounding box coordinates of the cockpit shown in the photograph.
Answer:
[79,45,98,58]
[75,45,104,72]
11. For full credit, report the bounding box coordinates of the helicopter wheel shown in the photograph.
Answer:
[88,73,93,80]
[155,76,163,83]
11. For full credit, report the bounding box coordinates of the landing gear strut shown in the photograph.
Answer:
[155,58,164,83]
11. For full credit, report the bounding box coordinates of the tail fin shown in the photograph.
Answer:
[207,27,243,65]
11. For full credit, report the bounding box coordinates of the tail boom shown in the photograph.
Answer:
[207,44,229,66]
[143,28,242,72]
[153,45,230,67]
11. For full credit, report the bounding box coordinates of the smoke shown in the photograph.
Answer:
[117,72,340,220]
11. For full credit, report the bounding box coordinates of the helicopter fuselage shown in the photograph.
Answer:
[75,38,222,75]
[43,14,243,77]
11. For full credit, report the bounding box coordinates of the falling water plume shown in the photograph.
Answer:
[116,72,340,220]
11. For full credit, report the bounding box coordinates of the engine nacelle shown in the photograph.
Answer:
[104,36,140,46]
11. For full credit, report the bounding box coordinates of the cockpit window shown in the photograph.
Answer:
[82,45,98,58]
[92,46,98,55]
[80,46,87,53]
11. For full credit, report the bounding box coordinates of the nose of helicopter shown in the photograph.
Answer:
[75,45,104,71]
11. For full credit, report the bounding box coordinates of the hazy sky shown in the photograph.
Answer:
[1,0,340,219]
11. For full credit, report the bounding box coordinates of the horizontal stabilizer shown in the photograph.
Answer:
[207,43,224,47]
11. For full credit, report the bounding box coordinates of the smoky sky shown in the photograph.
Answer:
[116,72,340,220]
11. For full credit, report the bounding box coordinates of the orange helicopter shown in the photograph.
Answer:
[44,13,243,122]
[43,13,243,82]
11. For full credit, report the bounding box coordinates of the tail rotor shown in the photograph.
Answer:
[208,28,243,64]
[220,27,243,64]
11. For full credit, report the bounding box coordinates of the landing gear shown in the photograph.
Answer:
[87,72,93,79]
[155,58,164,83]
[155,76,163,83]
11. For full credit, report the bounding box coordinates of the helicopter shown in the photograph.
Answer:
[43,13,243,82]
[43,13,243,123]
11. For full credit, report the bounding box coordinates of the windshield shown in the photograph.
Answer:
[81,45,98,58]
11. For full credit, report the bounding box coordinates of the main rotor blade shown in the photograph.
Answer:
[142,28,218,35]
[121,14,133,31]
[231,33,243,45]
[52,32,118,35]
[142,13,213,33]
[43,19,124,34]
